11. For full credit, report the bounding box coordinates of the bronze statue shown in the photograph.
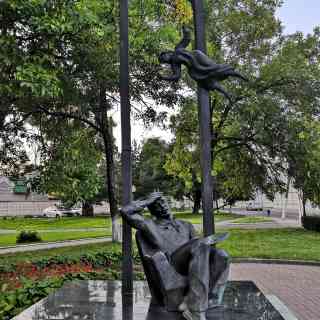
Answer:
[159,27,247,100]
[120,192,230,320]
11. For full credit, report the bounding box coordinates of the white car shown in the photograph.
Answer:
[42,205,82,218]
[42,206,64,218]
[63,207,81,216]
[246,202,263,211]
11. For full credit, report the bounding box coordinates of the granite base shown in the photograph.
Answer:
[13,280,287,320]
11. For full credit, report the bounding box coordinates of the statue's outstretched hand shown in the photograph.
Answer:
[130,192,162,212]
[145,192,162,206]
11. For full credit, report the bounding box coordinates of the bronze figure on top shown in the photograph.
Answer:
[159,27,247,100]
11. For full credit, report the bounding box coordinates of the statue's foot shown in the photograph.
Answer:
[182,310,206,320]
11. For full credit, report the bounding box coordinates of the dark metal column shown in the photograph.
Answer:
[191,0,214,236]
[120,0,133,298]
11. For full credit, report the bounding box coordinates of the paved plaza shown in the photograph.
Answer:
[231,263,320,320]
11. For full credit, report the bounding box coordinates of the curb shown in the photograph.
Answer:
[232,257,320,267]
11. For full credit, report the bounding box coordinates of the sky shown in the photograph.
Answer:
[277,0,320,35]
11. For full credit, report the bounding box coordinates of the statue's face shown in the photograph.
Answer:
[148,196,171,219]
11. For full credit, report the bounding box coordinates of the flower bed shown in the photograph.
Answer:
[0,249,143,320]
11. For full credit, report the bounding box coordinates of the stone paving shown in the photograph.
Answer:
[230,263,320,320]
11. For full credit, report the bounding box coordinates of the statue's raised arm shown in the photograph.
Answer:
[120,192,162,230]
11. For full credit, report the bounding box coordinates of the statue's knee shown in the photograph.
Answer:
[191,241,211,256]
[215,249,230,267]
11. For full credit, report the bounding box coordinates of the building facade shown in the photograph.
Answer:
[0,176,57,217]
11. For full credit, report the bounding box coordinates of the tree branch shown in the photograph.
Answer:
[37,106,101,133]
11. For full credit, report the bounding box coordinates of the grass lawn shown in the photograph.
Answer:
[0,230,111,247]
[219,228,320,261]
[0,212,241,247]
[0,212,240,232]
[0,216,111,230]
[2,228,319,263]
[229,216,273,224]
[174,211,241,224]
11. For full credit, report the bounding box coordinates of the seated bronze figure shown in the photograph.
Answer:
[120,192,230,320]
[159,27,247,100]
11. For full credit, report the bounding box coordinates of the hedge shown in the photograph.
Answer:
[301,215,320,232]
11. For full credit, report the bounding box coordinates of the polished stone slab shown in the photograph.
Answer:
[13,280,287,320]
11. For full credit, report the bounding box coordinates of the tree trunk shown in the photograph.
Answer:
[82,201,94,216]
[98,85,121,242]
[281,176,291,219]
[102,127,121,242]
[302,192,307,217]
[297,189,304,222]
[191,170,201,214]
[111,214,121,242]
[192,190,201,214]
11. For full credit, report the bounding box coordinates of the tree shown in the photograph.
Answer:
[133,137,186,201]
[33,126,103,216]
[0,0,183,241]
[164,100,203,213]
[286,120,320,217]
[164,1,320,225]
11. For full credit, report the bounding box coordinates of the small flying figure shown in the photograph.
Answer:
[159,27,247,100]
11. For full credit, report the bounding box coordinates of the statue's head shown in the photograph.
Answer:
[147,192,172,220]
[159,51,174,64]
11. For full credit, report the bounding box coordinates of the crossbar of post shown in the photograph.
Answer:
[191,0,215,236]
[120,0,133,297]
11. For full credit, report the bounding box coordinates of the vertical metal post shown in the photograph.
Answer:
[191,0,214,236]
[120,0,133,298]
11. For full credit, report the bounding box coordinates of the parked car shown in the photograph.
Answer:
[62,207,81,216]
[42,205,81,218]
[42,206,64,218]
[246,202,263,211]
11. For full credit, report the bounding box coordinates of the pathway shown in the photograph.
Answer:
[227,207,300,221]
[0,227,109,234]
[231,263,320,320]
[216,217,301,229]
[0,236,111,255]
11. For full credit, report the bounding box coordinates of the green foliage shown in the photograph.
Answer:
[165,0,320,209]
[133,138,184,198]
[31,249,124,269]
[288,121,320,209]
[0,277,64,320]
[34,128,103,207]
[0,245,139,273]
[16,230,42,244]
[0,246,141,319]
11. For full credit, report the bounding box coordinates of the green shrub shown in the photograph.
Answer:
[301,216,320,232]
[16,231,42,244]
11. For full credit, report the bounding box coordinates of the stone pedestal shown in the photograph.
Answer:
[13,281,287,320]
